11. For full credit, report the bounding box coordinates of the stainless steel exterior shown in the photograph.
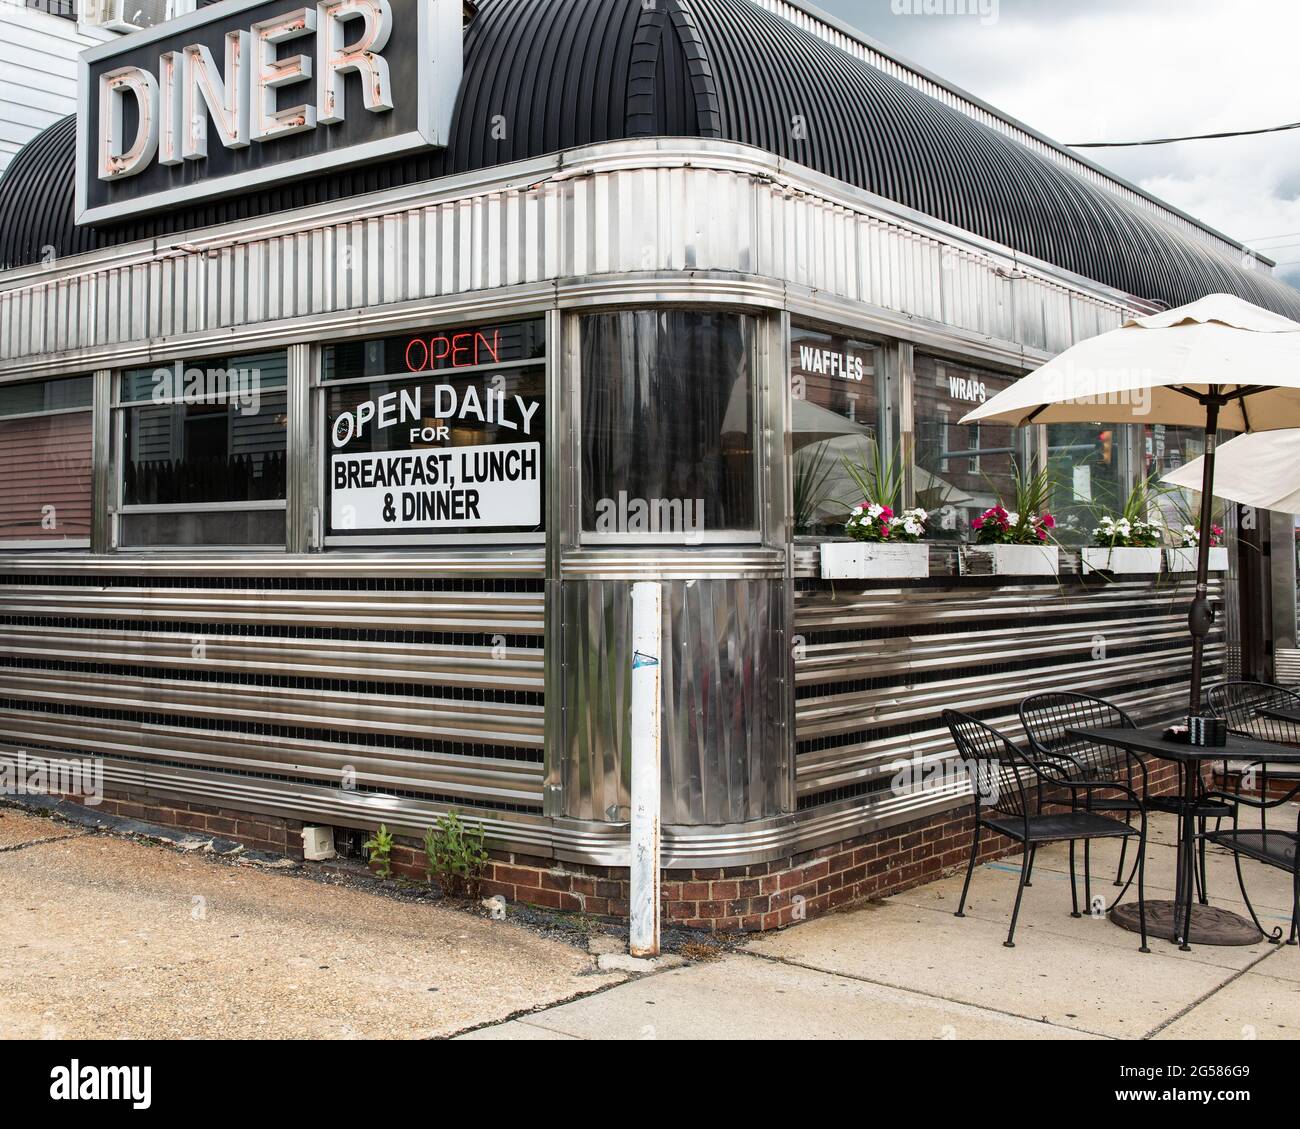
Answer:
[0,139,1230,871]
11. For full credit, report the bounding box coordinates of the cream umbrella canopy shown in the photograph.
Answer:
[1164,430,1300,514]
[960,293,1300,709]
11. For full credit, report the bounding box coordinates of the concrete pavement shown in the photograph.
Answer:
[3,800,1298,1040]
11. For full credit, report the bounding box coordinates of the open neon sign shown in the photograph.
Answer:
[403,330,503,373]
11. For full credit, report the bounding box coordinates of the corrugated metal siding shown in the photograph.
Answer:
[2,0,1297,318]
[0,154,1130,367]
[0,569,547,813]
[793,567,1226,809]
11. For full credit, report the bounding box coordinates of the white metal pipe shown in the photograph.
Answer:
[628,580,662,958]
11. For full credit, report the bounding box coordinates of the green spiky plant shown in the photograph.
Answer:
[973,461,1058,545]
[793,442,840,535]
[841,442,905,513]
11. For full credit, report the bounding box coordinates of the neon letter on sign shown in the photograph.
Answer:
[98,67,159,180]
[251,7,319,142]
[317,0,394,125]
[182,31,252,160]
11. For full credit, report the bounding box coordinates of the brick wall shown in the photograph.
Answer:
[41,762,1189,934]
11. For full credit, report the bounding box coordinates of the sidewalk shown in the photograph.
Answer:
[463,806,1300,1041]
[3,801,1297,1040]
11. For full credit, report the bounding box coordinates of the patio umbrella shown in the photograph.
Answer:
[1163,429,1300,514]
[959,293,1300,709]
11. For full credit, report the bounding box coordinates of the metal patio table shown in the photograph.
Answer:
[1068,726,1300,949]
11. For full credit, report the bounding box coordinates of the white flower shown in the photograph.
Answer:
[852,505,865,516]
[867,504,884,520]
[1006,511,1020,527]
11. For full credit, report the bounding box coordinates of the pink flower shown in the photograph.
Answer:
[1042,514,1056,530]
[880,506,894,520]
[972,517,984,530]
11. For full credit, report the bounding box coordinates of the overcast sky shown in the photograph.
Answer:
[811,0,1300,286]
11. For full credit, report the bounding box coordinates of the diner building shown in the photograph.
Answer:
[1,0,1298,930]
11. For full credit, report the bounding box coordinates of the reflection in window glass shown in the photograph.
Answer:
[118,353,288,545]
[1145,424,1219,534]
[914,355,1021,538]
[790,326,881,536]
[1047,424,1124,545]
[581,311,757,538]
[0,387,92,544]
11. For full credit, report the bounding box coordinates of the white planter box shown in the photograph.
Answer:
[820,541,930,580]
[965,544,1060,577]
[1166,547,1229,574]
[1082,547,1164,575]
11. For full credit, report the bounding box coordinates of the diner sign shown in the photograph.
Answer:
[75,0,463,224]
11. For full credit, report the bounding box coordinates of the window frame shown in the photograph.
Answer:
[0,373,95,549]
[111,354,290,552]
[316,317,550,550]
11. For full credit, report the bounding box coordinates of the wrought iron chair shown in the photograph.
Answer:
[944,709,1149,951]
[1202,784,1300,947]
[1206,681,1300,831]
[1019,693,1146,908]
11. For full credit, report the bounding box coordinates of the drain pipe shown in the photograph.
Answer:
[629,581,662,958]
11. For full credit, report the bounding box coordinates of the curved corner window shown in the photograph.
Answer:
[790,324,882,537]
[116,352,288,548]
[580,310,758,542]
[0,375,93,548]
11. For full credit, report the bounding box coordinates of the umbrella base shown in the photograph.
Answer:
[1110,900,1263,946]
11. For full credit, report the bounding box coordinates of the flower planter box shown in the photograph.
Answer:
[820,541,930,580]
[1081,547,1164,575]
[1166,547,1229,574]
[965,544,1060,577]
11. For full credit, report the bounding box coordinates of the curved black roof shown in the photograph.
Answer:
[3,0,1298,318]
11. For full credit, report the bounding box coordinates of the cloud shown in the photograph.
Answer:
[809,0,1300,287]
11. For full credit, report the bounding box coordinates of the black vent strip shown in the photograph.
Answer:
[0,742,541,816]
[0,575,545,593]
[797,778,895,812]
[0,657,543,705]
[2,697,544,764]
[796,604,1201,646]
[795,634,1222,704]
[795,669,1220,760]
[0,616,543,648]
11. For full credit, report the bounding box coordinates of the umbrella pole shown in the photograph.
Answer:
[1187,400,1221,713]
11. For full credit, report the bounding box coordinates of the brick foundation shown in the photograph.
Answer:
[39,760,1191,934]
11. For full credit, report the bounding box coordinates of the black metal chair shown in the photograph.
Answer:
[1206,681,1300,827]
[1202,785,1300,947]
[944,709,1149,951]
[1019,692,1147,911]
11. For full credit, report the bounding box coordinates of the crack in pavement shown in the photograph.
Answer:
[0,832,89,855]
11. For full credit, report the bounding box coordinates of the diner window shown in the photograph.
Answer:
[914,354,1025,538]
[1047,424,1126,545]
[0,375,93,547]
[322,318,546,544]
[1145,424,1220,533]
[116,352,288,548]
[580,310,758,541]
[790,324,882,536]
